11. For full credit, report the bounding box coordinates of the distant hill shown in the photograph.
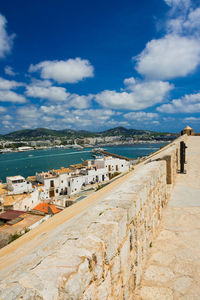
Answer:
[100,126,151,136]
[1,127,177,140]
[3,128,95,139]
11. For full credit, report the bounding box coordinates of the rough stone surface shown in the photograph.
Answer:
[139,286,173,300]
[0,135,191,299]
[135,136,200,300]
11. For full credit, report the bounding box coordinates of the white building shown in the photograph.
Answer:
[2,189,40,211]
[95,156,130,176]
[36,167,72,200]
[34,156,130,204]
[18,146,34,152]
[7,176,33,195]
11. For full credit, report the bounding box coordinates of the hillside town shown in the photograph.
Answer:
[0,127,178,153]
[0,155,131,248]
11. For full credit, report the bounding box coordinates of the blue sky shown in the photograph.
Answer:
[0,0,200,133]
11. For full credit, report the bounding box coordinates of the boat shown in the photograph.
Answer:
[92,154,104,159]
[92,147,105,153]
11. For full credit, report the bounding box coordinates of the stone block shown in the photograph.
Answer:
[97,208,127,244]
[62,258,92,300]
[87,221,118,264]
[139,286,173,300]
[110,254,121,284]
[82,283,96,300]
[97,271,112,300]
[102,193,137,224]
[120,235,131,285]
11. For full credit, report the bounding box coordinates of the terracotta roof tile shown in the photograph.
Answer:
[33,203,61,214]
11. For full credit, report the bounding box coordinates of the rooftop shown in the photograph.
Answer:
[0,212,45,235]
[6,175,25,181]
[33,203,61,215]
[54,167,72,174]
[3,193,31,206]
[0,184,8,196]
[37,171,57,179]
[70,163,84,169]
[184,125,192,130]
[0,210,25,221]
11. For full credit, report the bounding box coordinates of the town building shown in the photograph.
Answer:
[95,156,130,177]
[35,167,73,200]
[7,176,33,194]
[1,190,40,211]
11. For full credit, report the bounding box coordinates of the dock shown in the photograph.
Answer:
[92,149,132,161]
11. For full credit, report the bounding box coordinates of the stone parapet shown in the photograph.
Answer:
[0,135,187,299]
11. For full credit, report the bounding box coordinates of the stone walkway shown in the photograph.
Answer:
[134,136,200,300]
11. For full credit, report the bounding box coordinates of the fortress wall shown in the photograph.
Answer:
[0,135,187,300]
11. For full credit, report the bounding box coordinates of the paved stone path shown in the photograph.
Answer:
[135,136,200,300]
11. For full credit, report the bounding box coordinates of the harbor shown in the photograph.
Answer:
[0,143,166,183]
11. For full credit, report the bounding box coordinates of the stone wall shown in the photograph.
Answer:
[0,135,187,300]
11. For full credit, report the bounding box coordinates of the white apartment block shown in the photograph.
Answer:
[95,157,130,175]
[36,168,72,200]
[7,176,33,195]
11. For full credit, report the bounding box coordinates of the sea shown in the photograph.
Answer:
[0,143,167,183]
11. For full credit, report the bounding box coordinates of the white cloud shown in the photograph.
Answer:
[157,92,200,113]
[0,77,23,90]
[183,7,200,31]
[0,14,15,58]
[29,57,94,83]
[4,114,12,120]
[60,109,116,129]
[167,7,200,35]
[17,106,42,127]
[14,105,116,131]
[183,116,200,122]
[40,105,62,115]
[164,0,191,9]
[29,78,53,87]
[123,77,136,87]
[2,119,11,127]
[95,80,173,110]
[68,94,92,109]
[73,109,114,120]
[135,35,200,80]
[26,85,70,101]
[135,0,200,81]
[0,90,26,103]
[0,106,6,113]
[124,111,159,121]
[4,66,16,76]
[26,82,92,108]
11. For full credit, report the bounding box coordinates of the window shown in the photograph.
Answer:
[50,180,54,188]
[56,189,58,193]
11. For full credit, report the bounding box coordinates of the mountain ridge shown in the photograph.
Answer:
[0,127,177,140]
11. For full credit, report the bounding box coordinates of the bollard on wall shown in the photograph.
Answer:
[180,141,187,173]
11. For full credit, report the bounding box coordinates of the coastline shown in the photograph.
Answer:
[0,139,170,154]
